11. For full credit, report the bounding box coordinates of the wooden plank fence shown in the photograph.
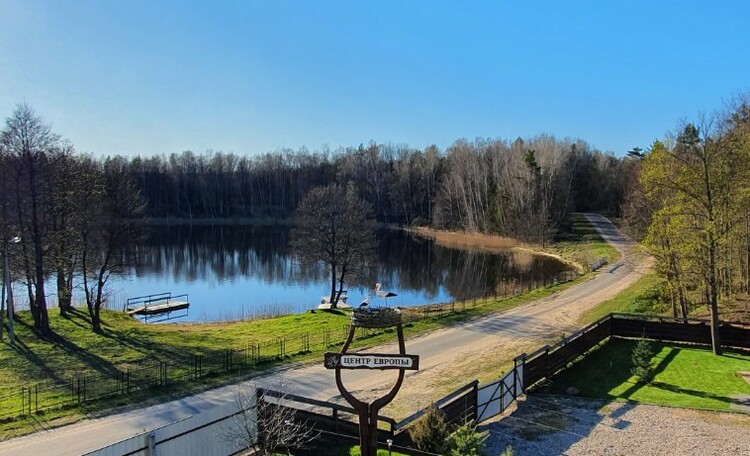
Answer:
[469,313,750,424]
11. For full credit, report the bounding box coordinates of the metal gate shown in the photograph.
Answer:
[476,361,523,422]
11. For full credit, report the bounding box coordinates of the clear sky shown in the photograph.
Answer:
[1,1,748,157]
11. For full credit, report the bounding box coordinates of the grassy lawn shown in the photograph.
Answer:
[546,338,750,411]
[549,213,621,269]
[577,273,667,324]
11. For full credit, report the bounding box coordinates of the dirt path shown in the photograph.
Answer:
[0,214,653,455]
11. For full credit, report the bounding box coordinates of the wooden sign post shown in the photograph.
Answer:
[324,308,419,456]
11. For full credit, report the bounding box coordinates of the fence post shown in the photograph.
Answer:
[658,317,663,342]
[472,381,479,421]
[499,378,505,412]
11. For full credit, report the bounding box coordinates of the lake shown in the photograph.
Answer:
[94,224,575,322]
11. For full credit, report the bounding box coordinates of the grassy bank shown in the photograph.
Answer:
[577,273,666,325]
[0,276,586,438]
[545,338,750,411]
[407,213,620,273]
[549,213,621,269]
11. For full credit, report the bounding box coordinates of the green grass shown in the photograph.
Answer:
[546,338,750,411]
[342,446,410,455]
[0,275,586,438]
[577,273,668,324]
[550,213,621,269]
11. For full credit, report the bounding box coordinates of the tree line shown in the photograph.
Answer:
[622,96,750,355]
[1,103,629,337]
[1,105,143,337]
[129,137,625,244]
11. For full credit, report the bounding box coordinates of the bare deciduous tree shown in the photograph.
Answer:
[291,183,375,308]
[224,379,319,456]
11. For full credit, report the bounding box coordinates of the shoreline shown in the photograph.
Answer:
[404,225,584,272]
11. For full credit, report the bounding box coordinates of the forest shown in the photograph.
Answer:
[622,97,750,353]
[126,135,626,244]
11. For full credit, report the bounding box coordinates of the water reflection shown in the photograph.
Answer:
[112,225,572,321]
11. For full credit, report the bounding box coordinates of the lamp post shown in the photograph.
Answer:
[2,236,20,345]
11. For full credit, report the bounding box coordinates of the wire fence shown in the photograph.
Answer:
[0,269,581,423]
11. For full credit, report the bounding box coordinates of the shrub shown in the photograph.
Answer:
[448,421,487,456]
[631,337,655,383]
[408,405,450,454]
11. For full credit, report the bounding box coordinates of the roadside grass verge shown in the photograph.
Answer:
[549,213,621,268]
[577,273,667,325]
[545,338,750,411]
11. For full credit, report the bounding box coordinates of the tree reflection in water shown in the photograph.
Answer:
[115,225,572,321]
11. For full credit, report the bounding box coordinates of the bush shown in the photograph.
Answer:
[408,405,450,454]
[448,421,487,456]
[631,337,655,383]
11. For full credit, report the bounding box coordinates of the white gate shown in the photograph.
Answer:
[476,362,523,422]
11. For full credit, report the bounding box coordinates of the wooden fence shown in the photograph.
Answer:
[256,388,439,456]
[80,313,750,455]
[522,313,750,390]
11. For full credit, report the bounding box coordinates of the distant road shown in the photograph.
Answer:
[0,214,652,456]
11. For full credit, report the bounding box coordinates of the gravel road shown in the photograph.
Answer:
[484,395,750,456]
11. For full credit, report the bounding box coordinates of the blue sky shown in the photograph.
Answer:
[1,1,748,157]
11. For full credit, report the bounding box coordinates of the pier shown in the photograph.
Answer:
[125,292,190,321]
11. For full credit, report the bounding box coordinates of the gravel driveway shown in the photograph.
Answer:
[483,395,750,456]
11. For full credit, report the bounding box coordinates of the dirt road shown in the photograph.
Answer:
[0,214,652,455]
[257,213,653,415]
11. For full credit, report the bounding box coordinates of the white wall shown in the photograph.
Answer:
[84,395,256,456]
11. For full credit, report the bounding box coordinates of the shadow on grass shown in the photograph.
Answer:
[616,346,679,399]
[6,334,66,384]
[22,322,122,378]
[648,381,747,407]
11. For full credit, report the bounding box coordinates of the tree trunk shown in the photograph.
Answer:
[708,232,722,355]
[57,267,72,317]
[329,263,337,309]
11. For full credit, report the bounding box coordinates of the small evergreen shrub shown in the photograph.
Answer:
[448,421,487,456]
[408,405,450,454]
[631,337,655,383]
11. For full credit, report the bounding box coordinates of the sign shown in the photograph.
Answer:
[324,352,420,370]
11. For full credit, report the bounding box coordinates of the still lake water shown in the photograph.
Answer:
[104,225,573,322]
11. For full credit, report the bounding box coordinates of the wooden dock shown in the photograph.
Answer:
[125,292,190,320]
[127,301,190,316]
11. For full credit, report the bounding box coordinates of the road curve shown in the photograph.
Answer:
[0,214,651,456]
